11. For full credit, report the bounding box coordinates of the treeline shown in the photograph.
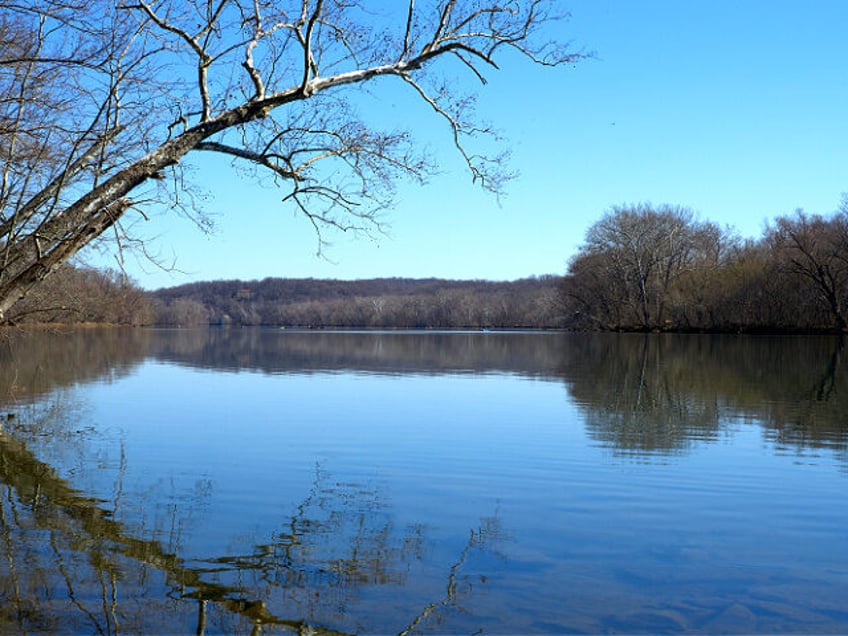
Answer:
[153,276,564,328]
[561,202,848,332]
[2,267,565,329]
[10,199,848,333]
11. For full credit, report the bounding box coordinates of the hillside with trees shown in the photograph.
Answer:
[152,277,565,329]
[560,201,848,333]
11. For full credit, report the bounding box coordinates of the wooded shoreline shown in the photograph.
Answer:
[4,263,848,334]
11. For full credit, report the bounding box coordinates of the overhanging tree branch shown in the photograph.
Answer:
[0,0,586,320]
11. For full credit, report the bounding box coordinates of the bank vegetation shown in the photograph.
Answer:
[561,201,848,333]
[3,265,152,326]
[6,201,848,334]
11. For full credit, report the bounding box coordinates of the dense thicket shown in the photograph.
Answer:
[561,202,848,332]
[152,277,564,328]
[4,266,152,326]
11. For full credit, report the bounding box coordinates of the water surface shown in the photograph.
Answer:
[0,329,846,634]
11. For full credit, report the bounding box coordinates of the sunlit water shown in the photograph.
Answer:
[0,329,846,634]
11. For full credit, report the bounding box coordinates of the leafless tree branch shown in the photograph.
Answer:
[0,0,586,318]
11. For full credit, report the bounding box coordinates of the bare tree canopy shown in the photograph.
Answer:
[561,199,848,333]
[567,204,722,330]
[767,206,848,330]
[0,0,584,320]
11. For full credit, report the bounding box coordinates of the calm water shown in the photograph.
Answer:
[0,329,846,634]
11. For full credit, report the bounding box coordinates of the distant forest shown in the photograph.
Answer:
[0,268,565,329]
[152,276,564,328]
[4,202,848,333]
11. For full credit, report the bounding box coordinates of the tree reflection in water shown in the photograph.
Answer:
[0,405,503,635]
[559,333,848,461]
[147,328,848,462]
[2,327,848,633]
[0,328,514,634]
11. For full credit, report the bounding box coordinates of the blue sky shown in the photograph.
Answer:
[89,1,848,289]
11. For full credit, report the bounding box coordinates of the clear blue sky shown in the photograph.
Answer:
[88,1,848,289]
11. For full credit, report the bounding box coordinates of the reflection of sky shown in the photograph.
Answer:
[82,363,588,551]
[50,359,848,633]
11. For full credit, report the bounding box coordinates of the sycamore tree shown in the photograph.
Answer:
[0,0,583,320]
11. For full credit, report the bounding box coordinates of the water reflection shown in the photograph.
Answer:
[151,328,567,377]
[3,328,847,460]
[0,403,504,634]
[0,327,151,405]
[557,333,848,460]
[0,328,847,633]
[148,329,848,461]
[0,407,275,633]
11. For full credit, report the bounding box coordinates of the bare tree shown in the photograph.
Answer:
[566,204,720,330]
[0,0,584,320]
[562,249,628,329]
[768,208,848,330]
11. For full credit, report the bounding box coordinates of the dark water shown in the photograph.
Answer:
[0,329,846,634]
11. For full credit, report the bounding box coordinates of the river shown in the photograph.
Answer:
[0,328,845,634]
